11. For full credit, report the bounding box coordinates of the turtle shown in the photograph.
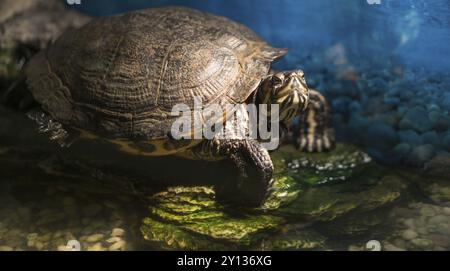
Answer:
[10,7,334,207]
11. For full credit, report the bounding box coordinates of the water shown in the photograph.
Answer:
[1,0,450,251]
[1,134,449,251]
[0,109,449,251]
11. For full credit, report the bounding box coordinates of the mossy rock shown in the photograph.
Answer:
[271,144,373,185]
[141,186,284,250]
[272,174,406,221]
[261,228,326,250]
[266,144,406,221]
[141,144,408,250]
[141,217,233,250]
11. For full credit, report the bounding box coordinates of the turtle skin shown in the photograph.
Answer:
[290,89,335,152]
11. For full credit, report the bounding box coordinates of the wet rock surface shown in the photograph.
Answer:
[140,144,412,250]
[0,134,449,251]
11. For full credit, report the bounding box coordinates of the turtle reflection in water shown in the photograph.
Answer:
[8,7,334,207]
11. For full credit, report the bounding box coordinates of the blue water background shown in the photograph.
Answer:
[71,0,450,166]
[73,0,450,71]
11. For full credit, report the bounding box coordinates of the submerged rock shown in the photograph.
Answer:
[399,107,434,133]
[262,228,326,250]
[398,130,423,146]
[424,154,450,178]
[141,144,408,250]
[406,144,436,167]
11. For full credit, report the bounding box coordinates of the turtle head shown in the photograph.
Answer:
[258,70,310,128]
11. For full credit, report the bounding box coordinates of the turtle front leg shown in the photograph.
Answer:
[26,108,74,147]
[187,138,274,207]
[291,89,335,152]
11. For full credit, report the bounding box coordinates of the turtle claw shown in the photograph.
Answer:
[26,109,75,148]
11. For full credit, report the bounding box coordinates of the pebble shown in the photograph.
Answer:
[398,130,423,146]
[443,207,450,216]
[17,207,30,219]
[428,111,441,126]
[111,228,125,237]
[443,134,450,150]
[401,229,418,240]
[425,155,450,177]
[27,233,38,240]
[383,244,406,251]
[35,241,45,250]
[111,220,124,228]
[393,238,406,248]
[87,242,104,251]
[85,234,104,243]
[393,143,411,157]
[109,240,126,251]
[399,106,433,133]
[62,197,76,206]
[402,218,415,228]
[407,144,436,167]
[419,226,430,235]
[428,215,447,225]
[57,245,70,251]
[347,245,362,251]
[106,237,122,243]
[103,200,118,209]
[81,217,91,226]
[82,204,102,216]
[0,246,14,251]
[420,206,436,217]
[364,122,398,150]
[411,238,434,249]
[40,233,52,242]
[53,231,63,239]
[46,187,56,196]
[422,131,440,146]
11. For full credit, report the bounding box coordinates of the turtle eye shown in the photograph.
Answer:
[271,74,284,87]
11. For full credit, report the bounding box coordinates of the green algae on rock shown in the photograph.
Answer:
[141,144,409,250]
[266,144,406,221]
[141,186,284,250]
[273,174,406,222]
[271,144,373,185]
[261,228,326,250]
